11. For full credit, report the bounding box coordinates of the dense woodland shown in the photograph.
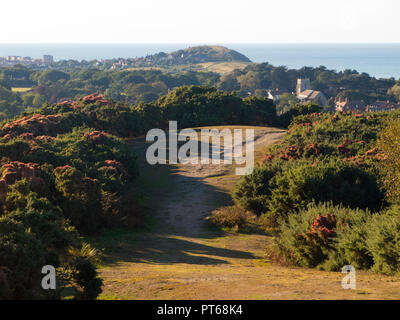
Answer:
[0,61,399,121]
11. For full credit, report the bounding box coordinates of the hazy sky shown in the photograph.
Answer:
[1,0,399,43]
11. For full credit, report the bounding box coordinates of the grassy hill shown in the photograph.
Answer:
[134,45,252,69]
[169,45,252,64]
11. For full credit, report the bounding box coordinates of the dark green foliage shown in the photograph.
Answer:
[236,111,394,226]
[234,159,384,227]
[156,86,277,129]
[275,203,400,275]
[6,86,277,139]
[275,203,372,270]
[0,180,102,299]
[279,103,322,127]
[230,108,400,275]
[1,58,396,120]
[377,118,400,201]
[0,86,24,120]
[53,166,103,235]
[223,63,395,101]
[0,128,139,235]
[38,70,70,84]
[0,139,31,160]
[365,206,400,274]
[233,162,282,215]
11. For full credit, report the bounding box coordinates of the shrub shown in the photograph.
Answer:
[274,203,372,270]
[208,206,253,230]
[365,207,400,275]
[53,166,103,235]
[0,127,140,234]
[377,118,400,202]
[274,203,400,275]
[233,161,283,215]
[0,180,102,299]
[157,86,278,129]
[279,103,322,127]
[234,159,384,227]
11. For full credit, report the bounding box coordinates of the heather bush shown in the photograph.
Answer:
[234,159,384,227]
[0,180,102,299]
[0,139,31,160]
[233,161,283,215]
[275,203,372,269]
[260,111,395,164]
[0,127,139,235]
[365,206,400,275]
[377,118,400,202]
[279,103,322,127]
[53,166,104,234]
[275,203,400,275]
[208,206,254,230]
[157,86,278,129]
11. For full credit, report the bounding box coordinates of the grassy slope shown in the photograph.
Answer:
[126,62,250,75]
[89,126,400,300]
[11,87,31,92]
[193,62,251,74]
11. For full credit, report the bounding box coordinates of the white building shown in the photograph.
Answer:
[42,55,54,65]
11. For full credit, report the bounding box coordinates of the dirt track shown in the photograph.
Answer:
[96,126,400,300]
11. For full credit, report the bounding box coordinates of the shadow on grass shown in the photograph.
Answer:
[90,230,256,266]
[87,133,269,267]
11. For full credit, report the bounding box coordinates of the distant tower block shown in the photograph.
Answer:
[296,78,311,95]
[42,55,54,65]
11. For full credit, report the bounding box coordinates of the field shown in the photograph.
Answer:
[126,61,250,74]
[11,87,31,92]
[194,62,251,74]
[90,126,400,300]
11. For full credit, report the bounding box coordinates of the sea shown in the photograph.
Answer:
[1,43,400,79]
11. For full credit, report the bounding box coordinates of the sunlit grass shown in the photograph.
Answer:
[11,87,31,92]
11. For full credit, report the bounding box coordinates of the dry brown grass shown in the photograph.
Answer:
[195,62,251,74]
[11,87,31,93]
[207,206,254,229]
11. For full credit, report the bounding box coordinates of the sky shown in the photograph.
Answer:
[1,0,399,43]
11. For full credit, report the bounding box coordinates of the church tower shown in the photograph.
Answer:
[296,78,311,95]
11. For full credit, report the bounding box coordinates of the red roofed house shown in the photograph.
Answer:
[365,100,400,112]
[335,97,366,112]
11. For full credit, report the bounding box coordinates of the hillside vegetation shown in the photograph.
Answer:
[230,110,400,275]
[168,45,252,64]
[0,86,278,299]
[1,53,399,121]
[1,81,400,299]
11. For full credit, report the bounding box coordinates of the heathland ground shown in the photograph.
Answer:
[91,126,400,300]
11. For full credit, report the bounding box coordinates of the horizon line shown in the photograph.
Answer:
[1,42,400,45]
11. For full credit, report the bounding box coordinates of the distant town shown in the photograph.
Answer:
[0,53,193,70]
[267,78,400,113]
[0,54,54,67]
[1,45,400,116]
[0,46,251,70]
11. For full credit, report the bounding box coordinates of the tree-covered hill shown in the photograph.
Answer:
[167,45,252,64]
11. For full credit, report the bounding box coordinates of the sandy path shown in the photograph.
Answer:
[96,126,400,300]
[160,127,285,236]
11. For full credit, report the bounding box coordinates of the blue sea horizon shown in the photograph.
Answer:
[0,43,399,79]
